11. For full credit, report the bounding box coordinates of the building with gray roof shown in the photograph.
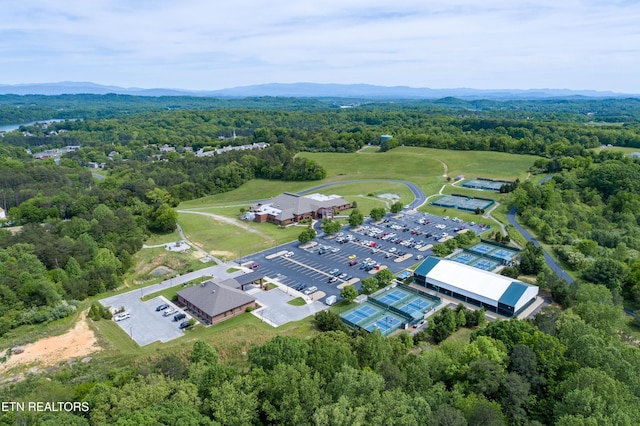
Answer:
[251,192,351,226]
[177,280,257,325]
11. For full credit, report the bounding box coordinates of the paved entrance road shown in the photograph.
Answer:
[508,207,574,284]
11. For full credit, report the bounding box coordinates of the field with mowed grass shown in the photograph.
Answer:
[177,210,302,260]
[299,147,537,183]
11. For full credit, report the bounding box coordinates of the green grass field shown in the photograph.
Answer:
[299,147,536,183]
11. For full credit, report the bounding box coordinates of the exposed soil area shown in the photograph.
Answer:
[0,312,101,378]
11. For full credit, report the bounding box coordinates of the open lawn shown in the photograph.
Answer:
[300,146,536,183]
[179,179,313,208]
[143,229,182,246]
[177,211,302,259]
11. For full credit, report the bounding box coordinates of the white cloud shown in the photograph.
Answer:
[0,0,639,91]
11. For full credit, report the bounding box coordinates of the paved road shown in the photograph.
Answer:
[508,207,574,284]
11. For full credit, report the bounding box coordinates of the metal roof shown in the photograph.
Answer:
[498,282,529,307]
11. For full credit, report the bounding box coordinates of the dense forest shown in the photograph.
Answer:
[1,95,640,424]
[2,296,639,425]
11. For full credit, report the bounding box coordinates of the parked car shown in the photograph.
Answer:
[249,262,259,269]
[348,260,358,266]
[348,254,357,259]
[179,320,192,329]
[113,312,130,322]
[414,319,427,328]
[173,313,186,322]
[338,273,348,280]
[283,251,294,258]
[163,308,177,317]
[303,286,318,295]
[156,303,170,312]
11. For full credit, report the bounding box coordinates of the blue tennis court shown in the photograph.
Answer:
[491,249,518,261]
[376,289,410,306]
[342,304,380,325]
[469,244,493,254]
[471,259,497,271]
[364,314,403,334]
[397,297,433,316]
[451,252,479,265]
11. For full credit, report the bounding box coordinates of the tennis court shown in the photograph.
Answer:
[469,243,493,254]
[451,252,479,265]
[341,304,380,326]
[373,286,437,318]
[491,248,518,261]
[376,289,410,306]
[470,258,498,271]
[431,195,494,212]
[462,178,511,191]
[468,242,519,261]
[396,297,433,317]
[364,313,404,335]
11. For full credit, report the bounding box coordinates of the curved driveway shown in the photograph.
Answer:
[508,207,574,284]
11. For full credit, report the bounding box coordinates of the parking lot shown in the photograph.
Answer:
[239,211,489,304]
[100,293,193,346]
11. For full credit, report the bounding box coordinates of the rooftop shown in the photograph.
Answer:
[178,280,256,317]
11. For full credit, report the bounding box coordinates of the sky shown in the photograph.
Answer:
[1,0,640,93]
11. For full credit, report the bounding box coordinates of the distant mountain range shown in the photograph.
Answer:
[0,81,637,100]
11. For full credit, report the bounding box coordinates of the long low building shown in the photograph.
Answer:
[413,256,538,317]
[249,192,351,226]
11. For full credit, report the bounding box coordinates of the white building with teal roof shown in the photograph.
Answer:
[413,256,538,317]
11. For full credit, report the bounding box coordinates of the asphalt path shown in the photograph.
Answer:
[507,207,574,284]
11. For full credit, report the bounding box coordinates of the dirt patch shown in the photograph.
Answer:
[191,250,205,259]
[4,226,23,235]
[0,311,101,377]
[209,250,235,258]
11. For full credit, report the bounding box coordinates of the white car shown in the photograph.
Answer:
[303,286,318,295]
[113,312,130,322]
[163,308,177,317]
[283,251,294,258]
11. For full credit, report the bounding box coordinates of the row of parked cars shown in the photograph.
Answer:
[293,283,318,295]
[156,303,190,329]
